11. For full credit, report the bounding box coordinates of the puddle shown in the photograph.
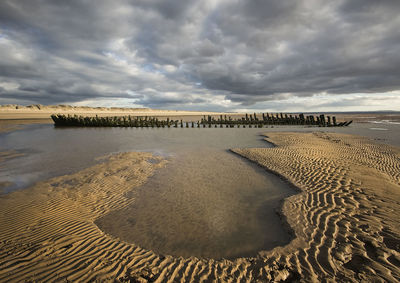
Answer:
[96,149,295,259]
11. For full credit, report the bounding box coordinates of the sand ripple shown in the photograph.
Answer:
[233,132,400,282]
[1,133,400,282]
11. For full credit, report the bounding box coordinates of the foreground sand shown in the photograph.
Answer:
[0,133,399,282]
[234,133,400,282]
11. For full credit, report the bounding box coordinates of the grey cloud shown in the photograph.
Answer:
[0,0,399,110]
[195,39,224,58]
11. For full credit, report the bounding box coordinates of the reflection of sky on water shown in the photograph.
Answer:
[369,128,388,131]
[369,120,400,125]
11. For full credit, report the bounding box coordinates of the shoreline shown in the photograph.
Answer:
[0,132,399,281]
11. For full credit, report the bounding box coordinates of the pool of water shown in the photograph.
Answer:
[96,149,295,259]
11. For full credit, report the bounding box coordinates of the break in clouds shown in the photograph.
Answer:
[0,0,400,111]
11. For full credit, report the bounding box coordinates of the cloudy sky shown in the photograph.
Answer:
[0,0,399,112]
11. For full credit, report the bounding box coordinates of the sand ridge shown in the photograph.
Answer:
[0,132,399,281]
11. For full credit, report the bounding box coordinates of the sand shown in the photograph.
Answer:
[0,104,232,120]
[233,132,400,282]
[0,152,167,282]
[0,132,399,282]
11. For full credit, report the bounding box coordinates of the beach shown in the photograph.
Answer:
[0,105,236,121]
[2,0,400,280]
[0,112,400,282]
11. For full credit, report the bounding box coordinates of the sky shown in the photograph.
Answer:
[0,0,400,112]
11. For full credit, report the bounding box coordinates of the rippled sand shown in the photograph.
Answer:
[233,132,400,281]
[0,132,399,282]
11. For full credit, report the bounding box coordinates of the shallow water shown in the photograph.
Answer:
[0,125,271,192]
[96,149,295,259]
[0,125,296,259]
[1,122,398,193]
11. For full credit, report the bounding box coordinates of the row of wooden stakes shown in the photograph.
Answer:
[51,113,352,128]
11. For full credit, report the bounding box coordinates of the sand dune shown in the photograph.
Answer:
[0,133,399,282]
[0,104,228,120]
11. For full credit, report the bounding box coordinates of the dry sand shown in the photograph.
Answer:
[0,104,232,120]
[0,132,399,282]
[0,105,240,133]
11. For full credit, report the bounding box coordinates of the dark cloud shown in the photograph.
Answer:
[0,0,399,110]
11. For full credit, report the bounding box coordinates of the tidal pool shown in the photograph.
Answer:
[1,125,297,259]
[96,149,295,259]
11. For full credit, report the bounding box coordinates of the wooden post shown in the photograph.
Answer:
[319,114,326,127]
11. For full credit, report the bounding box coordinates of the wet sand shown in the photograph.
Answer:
[0,152,167,282]
[0,130,399,281]
[0,119,52,133]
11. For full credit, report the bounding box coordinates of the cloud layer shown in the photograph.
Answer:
[1,0,399,111]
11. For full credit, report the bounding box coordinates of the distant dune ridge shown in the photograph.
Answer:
[0,133,399,281]
[0,104,228,119]
[0,104,151,111]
